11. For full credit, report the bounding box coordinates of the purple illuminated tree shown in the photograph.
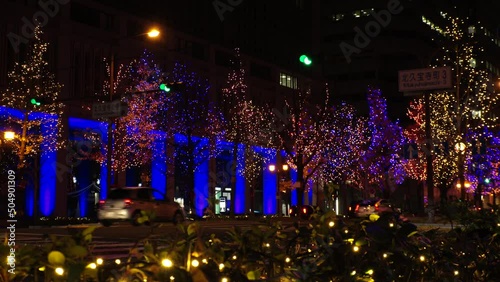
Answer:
[358,87,405,198]
[159,62,225,210]
[320,100,368,187]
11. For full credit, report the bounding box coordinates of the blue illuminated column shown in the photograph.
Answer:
[254,146,276,215]
[194,137,210,217]
[307,179,314,205]
[152,131,167,199]
[234,143,246,214]
[290,168,298,206]
[38,114,58,216]
[173,134,211,217]
[68,118,109,200]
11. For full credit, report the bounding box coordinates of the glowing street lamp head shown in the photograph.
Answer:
[147,28,160,38]
[4,131,15,140]
[269,164,276,172]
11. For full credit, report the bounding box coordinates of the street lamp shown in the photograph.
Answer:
[147,28,160,38]
[269,163,289,216]
[4,131,15,141]
[106,27,160,193]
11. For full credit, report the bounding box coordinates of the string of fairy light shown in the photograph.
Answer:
[112,50,165,170]
[406,13,500,193]
[278,87,335,190]
[357,87,405,191]
[0,25,64,167]
[220,48,275,184]
[160,61,226,175]
[322,101,368,186]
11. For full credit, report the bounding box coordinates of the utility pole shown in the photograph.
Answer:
[106,48,115,196]
[424,91,435,222]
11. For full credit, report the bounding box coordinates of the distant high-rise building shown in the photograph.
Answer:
[319,0,500,122]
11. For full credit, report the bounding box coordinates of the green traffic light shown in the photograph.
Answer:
[484,178,491,184]
[30,98,41,106]
[159,83,171,92]
[299,54,312,66]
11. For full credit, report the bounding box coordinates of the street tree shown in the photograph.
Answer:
[220,48,274,215]
[423,14,499,200]
[0,25,64,218]
[404,97,457,204]
[274,88,333,206]
[114,50,165,172]
[0,25,64,168]
[159,62,226,211]
[357,87,406,198]
[321,100,368,191]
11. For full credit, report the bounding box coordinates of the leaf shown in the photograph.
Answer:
[83,233,92,243]
[82,226,96,237]
[188,223,198,236]
[143,242,154,254]
[66,245,88,258]
[407,231,418,237]
[247,270,259,280]
[47,250,66,265]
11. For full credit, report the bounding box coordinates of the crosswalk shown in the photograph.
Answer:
[11,232,145,260]
[5,220,277,261]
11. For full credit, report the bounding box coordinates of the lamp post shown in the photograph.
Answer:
[269,163,289,216]
[106,28,160,194]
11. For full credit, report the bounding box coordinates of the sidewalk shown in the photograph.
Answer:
[403,214,459,230]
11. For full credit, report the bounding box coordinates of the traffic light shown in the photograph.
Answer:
[299,54,312,66]
[159,82,184,93]
[484,178,491,184]
[159,83,171,92]
[30,97,47,106]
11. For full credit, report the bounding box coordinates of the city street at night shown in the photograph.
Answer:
[1,0,500,281]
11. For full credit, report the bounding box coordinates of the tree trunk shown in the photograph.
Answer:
[296,154,304,206]
[186,133,195,212]
[439,182,448,206]
[19,112,29,168]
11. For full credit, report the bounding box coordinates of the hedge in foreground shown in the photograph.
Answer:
[2,203,500,281]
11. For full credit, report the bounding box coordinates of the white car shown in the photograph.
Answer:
[351,199,397,218]
[97,187,185,227]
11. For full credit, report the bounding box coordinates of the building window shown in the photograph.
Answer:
[251,63,272,80]
[361,9,374,16]
[71,2,100,28]
[332,14,344,22]
[279,72,297,89]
